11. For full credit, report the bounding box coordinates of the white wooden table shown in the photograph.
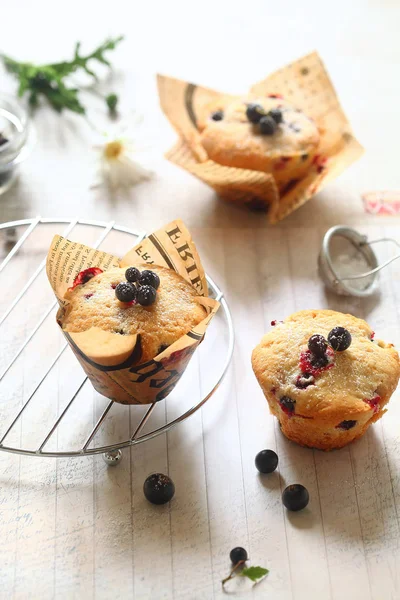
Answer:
[1,1,400,598]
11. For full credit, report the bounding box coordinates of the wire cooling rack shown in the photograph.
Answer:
[0,218,234,464]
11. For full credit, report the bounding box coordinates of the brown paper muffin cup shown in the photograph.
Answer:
[47,220,220,405]
[158,51,364,223]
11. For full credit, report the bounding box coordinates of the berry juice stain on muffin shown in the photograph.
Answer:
[299,347,335,377]
[364,394,381,413]
[69,267,103,291]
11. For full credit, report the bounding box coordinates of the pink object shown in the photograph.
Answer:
[362,191,400,215]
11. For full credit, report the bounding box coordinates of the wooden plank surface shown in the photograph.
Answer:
[1,0,400,597]
[0,221,399,600]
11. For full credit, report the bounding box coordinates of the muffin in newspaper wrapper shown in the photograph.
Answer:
[157,51,364,224]
[46,220,219,405]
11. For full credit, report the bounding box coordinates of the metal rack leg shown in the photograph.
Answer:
[102,449,123,466]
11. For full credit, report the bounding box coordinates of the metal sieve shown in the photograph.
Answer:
[319,225,400,297]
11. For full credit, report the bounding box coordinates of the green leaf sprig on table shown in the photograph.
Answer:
[1,36,124,115]
[221,560,269,586]
[240,565,269,582]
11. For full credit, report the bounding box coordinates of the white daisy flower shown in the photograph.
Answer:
[92,116,154,191]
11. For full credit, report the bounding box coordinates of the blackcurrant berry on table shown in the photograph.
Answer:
[328,327,352,351]
[282,484,309,511]
[255,449,279,474]
[125,267,140,283]
[137,284,157,306]
[229,547,248,564]
[259,115,277,135]
[139,269,160,290]
[246,103,265,123]
[308,334,328,357]
[143,473,175,505]
[115,282,137,303]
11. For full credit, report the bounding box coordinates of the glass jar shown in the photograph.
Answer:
[0,94,34,195]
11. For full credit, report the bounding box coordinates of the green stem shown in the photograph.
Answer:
[221,560,246,586]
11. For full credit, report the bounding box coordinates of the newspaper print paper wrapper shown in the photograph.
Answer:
[158,51,364,224]
[46,220,220,405]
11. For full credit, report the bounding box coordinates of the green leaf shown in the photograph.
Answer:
[1,36,123,116]
[106,93,118,112]
[240,566,269,583]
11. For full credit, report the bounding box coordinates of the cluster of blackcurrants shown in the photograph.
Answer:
[246,103,283,135]
[115,267,160,306]
[308,326,352,358]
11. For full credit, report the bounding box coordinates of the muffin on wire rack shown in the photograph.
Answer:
[47,219,219,405]
[62,264,207,364]
[252,310,400,450]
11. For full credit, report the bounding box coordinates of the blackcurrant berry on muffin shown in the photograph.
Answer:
[336,420,357,430]
[308,334,328,357]
[71,267,103,289]
[269,108,283,124]
[295,373,315,389]
[259,115,277,135]
[328,327,352,351]
[125,267,141,283]
[139,270,160,290]
[246,103,265,123]
[211,110,224,121]
[115,282,137,303]
[137,284,157,306]
[279,396,295,416]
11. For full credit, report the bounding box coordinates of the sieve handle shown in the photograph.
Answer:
[339,237,400,281]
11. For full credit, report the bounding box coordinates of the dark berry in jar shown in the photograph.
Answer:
[279,396,295,416]
[282,484,309,511]
[229,547,248,564]
[246,103,265,123]
[115,282,137,303]
[125,266,140,283]
[308,334,328,357]
[137,284,157,306]
[255,449,278,474]
[143,473,175,505]
[336,420,357,430]
[259,115,277,135]
[328,327,352,351]
[211,110,223,121]
[139,269,160,290]
[269,108,283,124]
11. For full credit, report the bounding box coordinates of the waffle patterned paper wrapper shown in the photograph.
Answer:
[46,220,219,405]
[158,52,364,224]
